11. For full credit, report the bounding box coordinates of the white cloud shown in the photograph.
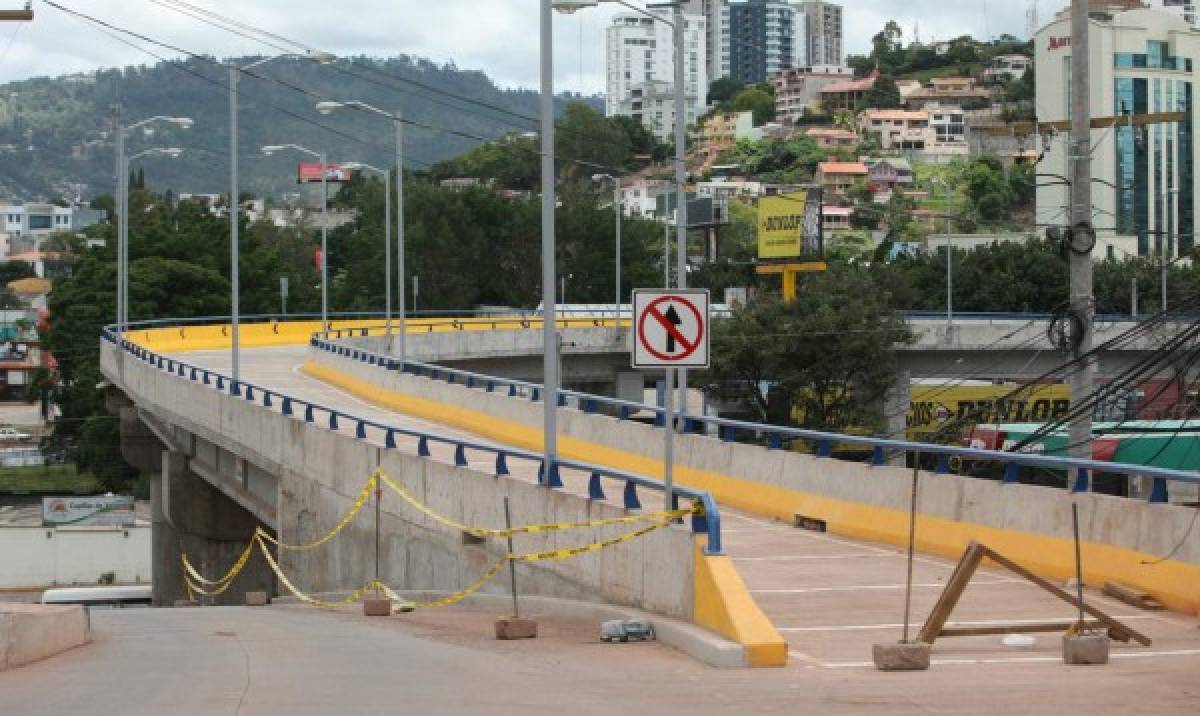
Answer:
[2,0,1060,92]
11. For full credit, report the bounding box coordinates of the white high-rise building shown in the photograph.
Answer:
[1157,0,1199,27]
[796,0,843,67]
[1035,6,1200,259]
[605,11,707,135]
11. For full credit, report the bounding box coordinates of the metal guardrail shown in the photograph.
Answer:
[317,327,1200,506]
[101,324,723,555]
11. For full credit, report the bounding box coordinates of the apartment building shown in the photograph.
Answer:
[772,64,854,123]
[605,11,707,119]
[796,1,843,66]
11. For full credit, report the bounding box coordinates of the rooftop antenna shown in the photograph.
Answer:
[1027,0,1040,39]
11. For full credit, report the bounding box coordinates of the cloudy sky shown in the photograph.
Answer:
[2,1,1066,92]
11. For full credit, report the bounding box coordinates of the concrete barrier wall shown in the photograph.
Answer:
[0,527,151,589]
[100,345,695,622]
[310,347,1200,615]
[0,604,90,671]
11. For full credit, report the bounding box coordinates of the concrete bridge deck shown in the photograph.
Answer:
[180,346,1200,673]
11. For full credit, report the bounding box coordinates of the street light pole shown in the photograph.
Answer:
[541,0,560,485]
[671,1,689,506]
[229,65,242,392]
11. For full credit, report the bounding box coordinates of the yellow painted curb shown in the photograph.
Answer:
[302,359,1200,616]
[693,537,788,667]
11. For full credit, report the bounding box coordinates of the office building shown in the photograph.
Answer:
[724,0,804,84]
[605,11,707,126]
[1035,5,1200,257]
[796,1,843,67]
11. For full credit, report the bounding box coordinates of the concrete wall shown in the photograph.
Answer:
[309,346,1200,614]
[0,604,90,671]
[100,344,696,621]
[0,527,150,589]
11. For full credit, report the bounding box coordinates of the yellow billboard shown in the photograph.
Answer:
[906,384,1072,440]
[757,191,823,260]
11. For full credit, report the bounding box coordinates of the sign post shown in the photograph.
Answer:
[633,289,710,511]
[280,276,289,316]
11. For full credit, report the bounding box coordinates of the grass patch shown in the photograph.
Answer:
[0,464,100,495]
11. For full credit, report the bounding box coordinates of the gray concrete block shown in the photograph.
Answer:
[872,641,931,671]
[1063,634,1109,665]
[495,617,538,640]
[363,598,392,617]
[245,591,270,606]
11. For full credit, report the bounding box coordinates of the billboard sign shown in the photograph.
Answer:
[757,190,823,260]
[42,495,136,527]
[297,163,355,184]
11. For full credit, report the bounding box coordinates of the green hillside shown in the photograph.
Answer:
[0,54,594,201]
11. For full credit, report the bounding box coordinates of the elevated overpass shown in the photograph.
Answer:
[101,315,1200,672]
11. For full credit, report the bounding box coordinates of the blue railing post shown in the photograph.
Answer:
[768,433,782,450]
[1149,477,1169,503]
[935,455,950,475]
[356,421,367,439]
[816,440,832,458]
[244,385,254,401]
[495,453,510,476]
[721,425,735,443]
[871,446,886,467]
[263,392,273,408]
[304,404,314,423]
[418,437,431,457]
[1071,468,1090,493]
[385,430,397,449]
[619,405,631,420]
[588,473,606,500]
[328,413,339,431]
[1003,463,1020,484]
[454,444,468,467]
[282,397,292,416]
[623,481,641,510]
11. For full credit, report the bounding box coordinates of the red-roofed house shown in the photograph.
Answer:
[816,162,869,197]
[820,71,878,111]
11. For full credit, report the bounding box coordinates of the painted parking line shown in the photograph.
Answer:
[822,649,1200,669]
[777,615,1156,632]
[750,579,1019,594]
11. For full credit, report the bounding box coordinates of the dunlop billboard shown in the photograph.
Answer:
[757,190,823,260]
[906,384,1071,440]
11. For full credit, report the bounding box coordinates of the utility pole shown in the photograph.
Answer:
[1068,0,1095,486]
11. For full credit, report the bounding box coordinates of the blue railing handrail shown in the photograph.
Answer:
[100,324,722,554]
[316,327,1199,504]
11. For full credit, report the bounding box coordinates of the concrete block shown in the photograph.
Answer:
[1,605,90,671]
[495,617,538,640]
[1063,634,1109,665]
[363,598,392,617]
[872,641,931,671]
[245,591,270,606]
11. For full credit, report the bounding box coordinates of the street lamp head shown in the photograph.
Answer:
[171,117,194,129]
[340,161,364,170]
[306,50,337,65]
[551,0,599,13]
[162,148,183,159]
[315,101,344,115]
[261,145,284,156]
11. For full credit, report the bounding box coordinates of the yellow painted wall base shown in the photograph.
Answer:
[303,359,1200,617]
[693,537,788,667]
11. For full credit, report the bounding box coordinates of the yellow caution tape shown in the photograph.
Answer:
[181,539,257,589]
[257,474,379,552]
[255,535,385,609]
[377,470,694,538]
[512,517,675,563]
[377,559,509,610]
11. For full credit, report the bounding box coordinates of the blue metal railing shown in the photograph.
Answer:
[101,324,722,554]
[316,327,1200,506]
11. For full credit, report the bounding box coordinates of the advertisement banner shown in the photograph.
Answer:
[42,496,136,527]
[297,163,355,184]
[906,384,1072,440]
[757,190,823,260]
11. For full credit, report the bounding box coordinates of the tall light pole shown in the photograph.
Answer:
[262,144,329,332]
[316,100,407,362]
[1068,0,1095,483]
[555,0,690,510]
[342,161,392,334]
[541,0,560,485]
[113,114,193,337]
[593,173,623,319]
[229,51,334,392]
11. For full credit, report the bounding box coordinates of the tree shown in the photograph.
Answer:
[708,77,744,105]
[858,75,903,111]
[731,87,776,125]
[698,264,913,432]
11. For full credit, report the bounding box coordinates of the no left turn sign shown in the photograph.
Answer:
[632,289,710,369]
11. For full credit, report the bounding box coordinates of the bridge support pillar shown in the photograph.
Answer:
[152,451,275,607]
